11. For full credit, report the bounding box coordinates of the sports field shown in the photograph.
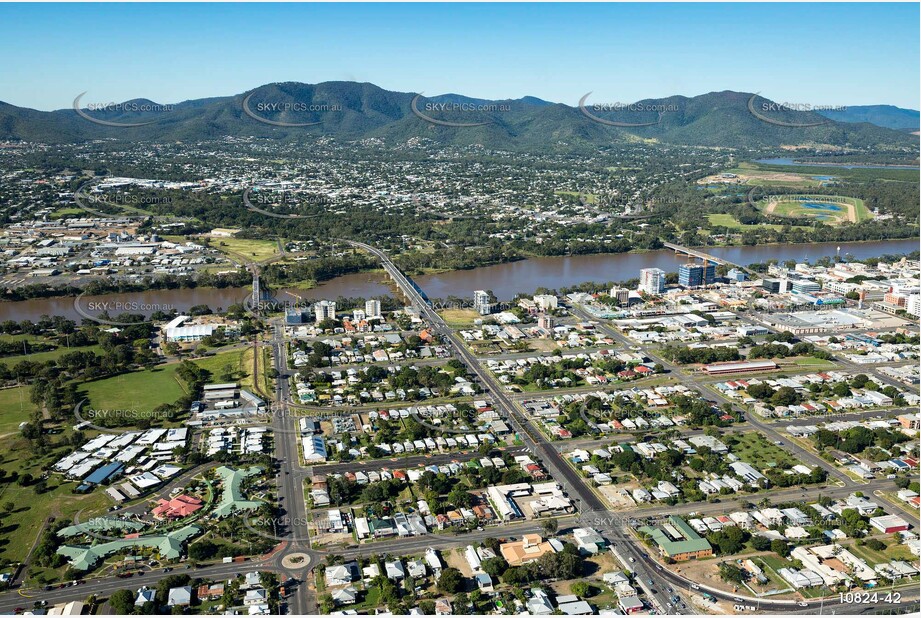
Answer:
[760,195,871,225]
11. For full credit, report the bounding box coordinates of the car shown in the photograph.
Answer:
[733,597,743,603]
[691,584,700,590]
[163,567,173,573]
[798,602,808,607]
[629,557,636,563]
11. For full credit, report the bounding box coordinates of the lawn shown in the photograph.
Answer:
[555,191,598,204]
[0,427,110,573]
[791,356,837,367]
[211,238,280,263]
[79,364,186,413]
[730,433,799,469]
[0,344,103,368]
[49,208,85,219]
[192,346,254,391]
[438,309,481,328]
[706,213,798,232]
[0,386,38,436]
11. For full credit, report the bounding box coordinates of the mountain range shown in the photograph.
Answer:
[0,81,917,150]
[814,104,920,131]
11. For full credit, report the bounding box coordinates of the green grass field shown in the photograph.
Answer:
[0,344,102,369]
[792,356,837,367]
[79,364,186,412]
[49,208,85,219]
[706,213,805,232]
[555,191,598,204]
[0,386,38,436]
[212,237,280,262]
[760,195,871,225]
[438,308,481,328]
[731,433,799,470]
[192,346,254,391]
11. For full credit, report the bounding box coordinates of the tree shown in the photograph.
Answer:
[570,581,598,598]
[540,518,559,537]
[771,539,790,557]
[481,557,509,580]
[437,567,463,593]
[108,589,135,615]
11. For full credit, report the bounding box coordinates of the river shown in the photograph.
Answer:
[1,239,917,322]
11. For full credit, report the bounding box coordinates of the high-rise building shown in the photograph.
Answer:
[638,268,666,295]
[314,300,336,323]
[537,314,554,330]
[474,290,493,315]
[907,295,920,318]
[678,263,715,288]
[365,299,382,318]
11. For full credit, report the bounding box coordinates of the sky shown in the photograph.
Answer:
[1,3,918,111]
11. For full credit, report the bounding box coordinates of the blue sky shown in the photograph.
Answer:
[1,3,918,110]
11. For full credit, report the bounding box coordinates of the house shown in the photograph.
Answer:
[572,527,606,554]
[331,586,358,606]
[167,586,192,607]
[326,562,359,586]
[475,572,494,592]
[500,534,558,566]
[434,599,453,615]
[385,560,406,580]
[197,583,225,600]
[243,571,263,589]
[526,589,555,615]
[244,589,268,606]
[135,588,156,606]
[558,598,594,615]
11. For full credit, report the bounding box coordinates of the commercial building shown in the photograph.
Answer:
[761,278,790,294]
[609,287,631,305]
[639,268,666,295]
[639,516,712,561]
[869,514,910,534]
[701,360,778,375]
[678,262,715,288]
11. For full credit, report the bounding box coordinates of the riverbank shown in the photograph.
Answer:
[0,238,917,321]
